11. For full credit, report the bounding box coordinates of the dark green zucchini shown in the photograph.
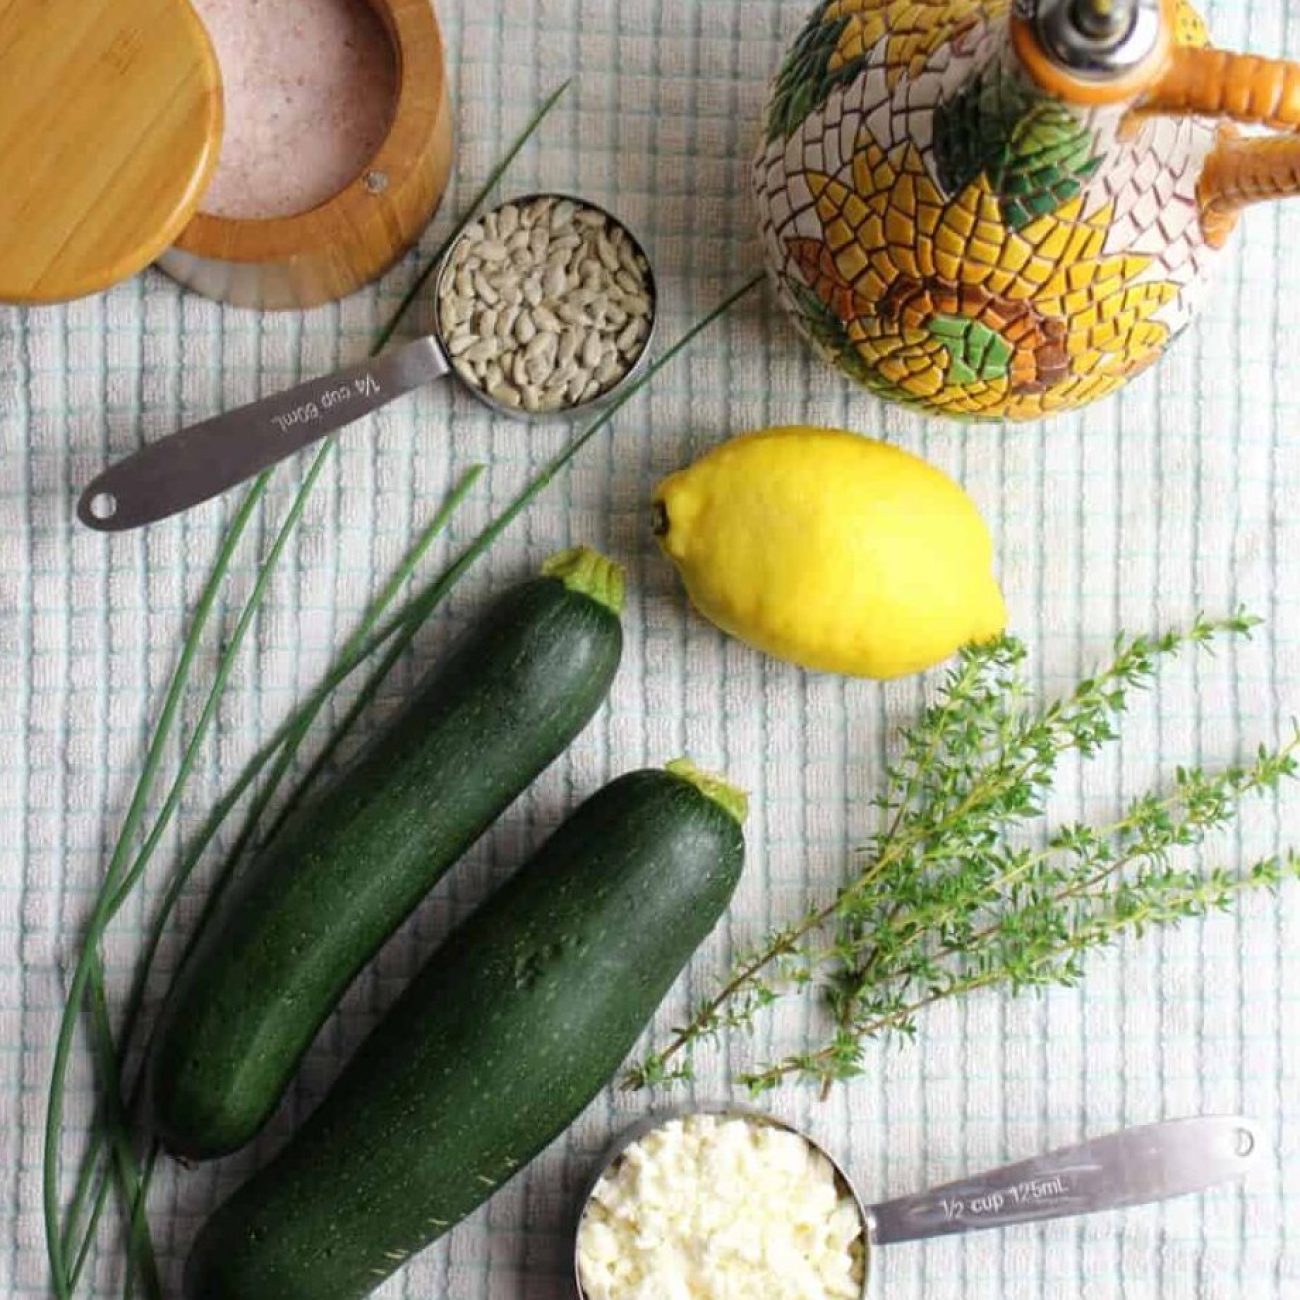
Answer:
[184,761,747,1300]
[147,548,625,1160]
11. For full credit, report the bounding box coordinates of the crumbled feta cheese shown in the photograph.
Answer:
[576,1114,866,1300]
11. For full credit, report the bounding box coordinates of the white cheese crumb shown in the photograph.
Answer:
[577,1114,865,1300]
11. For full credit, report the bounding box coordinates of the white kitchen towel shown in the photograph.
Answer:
[2,1,1299,1297]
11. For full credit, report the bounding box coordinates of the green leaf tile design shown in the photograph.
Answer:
[767,4,863,141]
[929,313,1013,384]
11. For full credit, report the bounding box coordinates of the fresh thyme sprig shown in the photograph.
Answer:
[626,613,1300,1095]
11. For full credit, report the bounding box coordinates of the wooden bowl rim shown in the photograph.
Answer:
[172,0,447,261]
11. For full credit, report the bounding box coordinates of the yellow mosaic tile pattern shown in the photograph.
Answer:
[825,0,1005,89]
[787,139,1180,418]
[1174,0,1210,49]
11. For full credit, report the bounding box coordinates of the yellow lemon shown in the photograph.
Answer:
[652,427,1007,679]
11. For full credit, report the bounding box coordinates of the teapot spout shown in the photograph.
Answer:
[1197,134,1300,248]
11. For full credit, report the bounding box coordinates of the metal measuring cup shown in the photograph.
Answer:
[574,1104,1261,1299]
[76,193,658,532]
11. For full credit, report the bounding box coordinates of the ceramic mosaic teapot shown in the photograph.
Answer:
[756,0,1300,421]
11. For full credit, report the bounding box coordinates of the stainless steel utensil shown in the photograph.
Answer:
[76,194,657,532]
[575,1105,1261,1299]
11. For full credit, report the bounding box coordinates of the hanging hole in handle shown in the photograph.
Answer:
[1235,1127,1256,1159]
[87,492,117,521]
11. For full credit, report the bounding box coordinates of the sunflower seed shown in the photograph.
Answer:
[582,331,604,370]
[478,240,509,262]
[550,199,577,230]
[533,305,562,333]
[496,306,520,340]
[472,272,499,306]
[464,338,499,365]
[513,311,536,345]
[498,204,520,238]
[447,330,477,357]
[618,243,643,278]
[488,379,523,408]
[440,296,469,329]
[557,329,580,368]
[558,302,591,328]
[617,319,646,354]
[595,233,620,272]
[523,276,544,307]
[551,358,579,389]
[596,353,622,386]
[524,331,556,364]
[543,263,568,300]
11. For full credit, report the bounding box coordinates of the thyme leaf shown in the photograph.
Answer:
[626,613,1300,1095]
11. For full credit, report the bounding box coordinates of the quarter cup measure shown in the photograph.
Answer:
[76,193,657,532]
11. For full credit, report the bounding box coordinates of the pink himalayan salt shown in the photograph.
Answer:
[192,0,397,220]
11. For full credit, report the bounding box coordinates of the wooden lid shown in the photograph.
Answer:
[0,0,222,304]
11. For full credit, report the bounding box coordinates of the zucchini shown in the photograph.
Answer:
[147,547,625,1160]
[184,761,747,1300]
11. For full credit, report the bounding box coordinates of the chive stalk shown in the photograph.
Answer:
[49,81,764,1300]
[51,82,576,1297]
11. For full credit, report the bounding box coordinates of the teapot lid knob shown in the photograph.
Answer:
[1018,0,1164,80]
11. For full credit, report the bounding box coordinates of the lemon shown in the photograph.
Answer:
[652,427,1007,679]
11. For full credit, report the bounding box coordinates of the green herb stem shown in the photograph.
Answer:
[370,78,573,357]
[630,614,1298,1096]
[62,453,332,1300]
[64,472,487,1294]
[44,479,265,1300]
[740,852,1300,1094]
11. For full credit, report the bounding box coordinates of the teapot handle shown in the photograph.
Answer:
[1143,46,1300,131]
[1142,47,1300,245]
[1013,0,1300,241]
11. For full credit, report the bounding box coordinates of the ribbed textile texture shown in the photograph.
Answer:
[1,1,1297,1296]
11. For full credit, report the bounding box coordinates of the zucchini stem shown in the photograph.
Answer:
[666,758,749,824]
[542,546,626,616]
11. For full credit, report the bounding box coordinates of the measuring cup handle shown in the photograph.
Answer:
[867,1116,1261,1246]
[76,336,449,532]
